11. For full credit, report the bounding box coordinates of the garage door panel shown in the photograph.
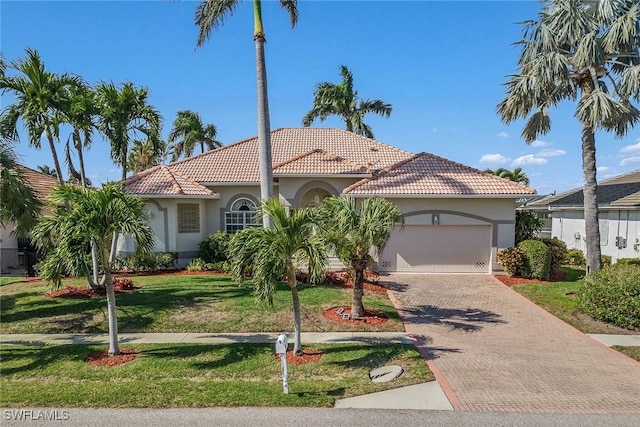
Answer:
[380,225,491,273]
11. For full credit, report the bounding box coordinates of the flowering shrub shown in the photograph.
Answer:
[496,247,525,277]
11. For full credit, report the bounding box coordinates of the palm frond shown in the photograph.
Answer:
[279,0,298,28]
[195,0,240,47]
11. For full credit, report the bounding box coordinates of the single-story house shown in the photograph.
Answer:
[522,169,640,262]
[123,127,536,273]
[0,165,59,276]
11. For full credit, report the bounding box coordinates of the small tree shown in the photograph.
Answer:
[515,210,544,244]
[227,198,326,355]
[32,183,154,355]
[318,196,404,318]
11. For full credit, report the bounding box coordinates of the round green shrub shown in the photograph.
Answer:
[541,237,567,274]
[517,239,551,280]
[578,264,640,330]
[566,249,586,266]
[496,247,525,277]
[198,232,231,263]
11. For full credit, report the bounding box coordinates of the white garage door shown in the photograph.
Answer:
[379,225,491,273]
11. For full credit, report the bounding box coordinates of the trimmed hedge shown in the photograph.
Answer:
[616,258,640,267]
[578,264,640,330]
[566,249,586,266]
[541,237,567,274]
[517,239,551,280]
[198,232,231,263]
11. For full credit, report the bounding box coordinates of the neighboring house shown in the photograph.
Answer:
[0,165,59,276]
[522,170,640,263]
[123,128,535,273]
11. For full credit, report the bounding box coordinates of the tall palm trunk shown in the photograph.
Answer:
[581,125,601,272]
[45,128,64,185]
[580,82,602,273]
[288,264,303,356]
[254,0,273,227]
[102,253,120,356]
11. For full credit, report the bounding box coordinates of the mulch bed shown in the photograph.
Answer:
[46,280,141,299]
[495,270,567,286]
[84,348,139,367]
[275,348,323,365]
[323,305,389,326]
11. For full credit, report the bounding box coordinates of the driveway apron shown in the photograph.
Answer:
[385,274,640,413]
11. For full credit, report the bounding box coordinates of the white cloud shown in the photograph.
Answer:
[497,131,509,139]
[530,140,549,148]
[620,156,640,166]
[597,166,616,174]
[512,155,548,166]
[620,142,640,153]
[479,153,510,164]
[538,149,566,158]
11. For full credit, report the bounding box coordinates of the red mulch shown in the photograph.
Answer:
[84,348,139,366]
[46,281,141,299]
[339,281,388,294]
[495,270,567,287]
[323,305,389,326]
[275,348,323,365]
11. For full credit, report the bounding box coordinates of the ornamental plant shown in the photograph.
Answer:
[518,239,551,280]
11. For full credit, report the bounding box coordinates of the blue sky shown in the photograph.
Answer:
[2,0,639,194]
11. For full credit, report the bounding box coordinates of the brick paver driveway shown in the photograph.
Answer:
[385,274,640,413]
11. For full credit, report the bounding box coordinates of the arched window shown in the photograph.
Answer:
[225,198,259,233]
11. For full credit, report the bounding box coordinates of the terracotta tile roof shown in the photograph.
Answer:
[273,149,370,175]
[525,169,640,208]
[169,127,411,183]
[343,152,537,196]
[16,165,59,202]
[125,165,217,197]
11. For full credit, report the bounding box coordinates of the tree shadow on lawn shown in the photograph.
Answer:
[320,343,416,370]
[400,305,506,333]
[0,345,92,375]
[1,283,250,333]
[142,343,271,371]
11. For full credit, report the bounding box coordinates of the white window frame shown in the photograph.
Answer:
[225,198,259,233]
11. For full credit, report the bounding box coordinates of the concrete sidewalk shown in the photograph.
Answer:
[0,332,412,346]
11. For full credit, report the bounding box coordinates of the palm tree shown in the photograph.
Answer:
[32,183,155,356]
[497,0,640,272]
[36,164,58,178]
[168,110,221,161]
[127,136,167,173]
[195,0,298,227]
[0,142,40,236]
[484,167,530,186]
[0,48,77,184]
[302,65,393,139]
[95,81,162,182]
[228,198,327,356]
[61,78,97,188]
[318,196,404,318]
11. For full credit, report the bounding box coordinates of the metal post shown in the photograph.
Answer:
[275,334,289,394]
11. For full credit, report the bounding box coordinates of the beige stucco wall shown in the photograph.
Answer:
[131,182,517,272]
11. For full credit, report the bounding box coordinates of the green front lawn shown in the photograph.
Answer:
[0,274,404,334]
[510,266,638,335]
[0,343,432,408]
[510,266,639,362]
